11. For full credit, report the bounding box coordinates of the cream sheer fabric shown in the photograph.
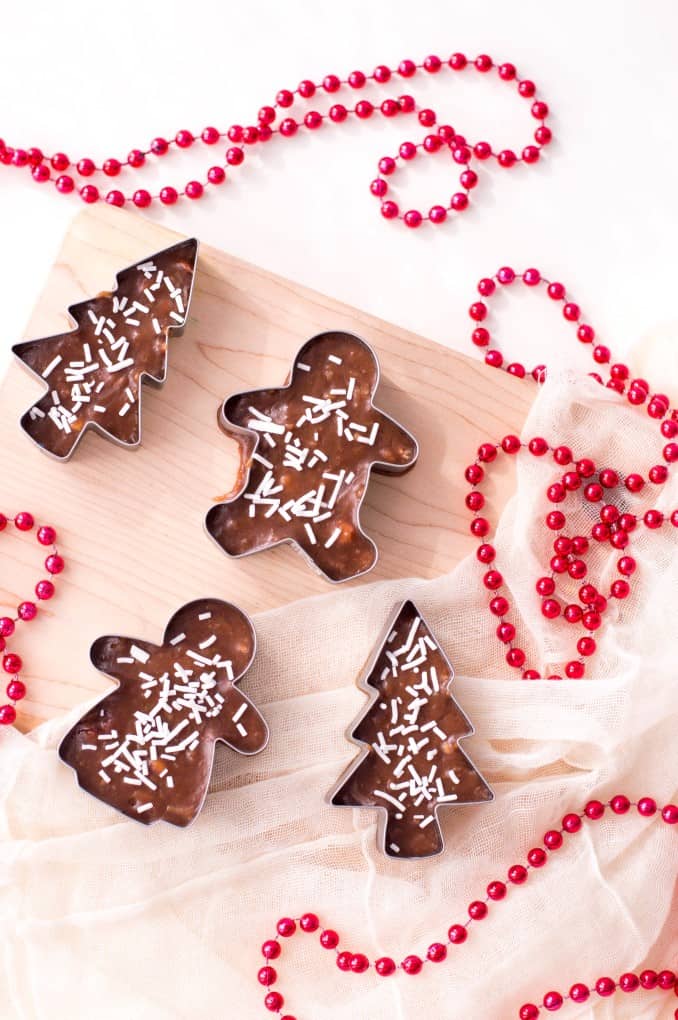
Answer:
[1,362,677,1020]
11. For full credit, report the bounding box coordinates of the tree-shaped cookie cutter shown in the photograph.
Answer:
[328,599,494,859]
[13,237,199,461]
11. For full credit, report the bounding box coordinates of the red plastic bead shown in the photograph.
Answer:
[105,190,124,207]
[56,174,75,194]
[585,799,605,819]
[508,864,528,884]
[662,803,678,824]
[619,972,639,992]
[336,952,352,972]
[527,848,547,867]
[487,880,506,900]
[320,929,339,950]
[264,992,284,1012]
[185,181,204,200]
[350,953,370,974]
[543,991,563,1010]
[2,654,22,675]
[637,797,656,816]
[51,152,70,171]
[448,924,468,944]
[15,512,34,531]
[226,147,244,166]
[0,705,16,725]
[468,900,488,920]
[375,956,396,976]
[299,912,319,932]
[258,966,277,986]
[569,983,589,1003]
[476,543,495,563]
[276,917,296,937]
[150,137,169,156]
[520,1007,539,1020]
[202,126,220,144]
[595,977,616,997]
[160,187,178,206]
[18,602,37,622]
[544,829,563,849]
[261,940,280,960]
[529,437,549,456]
[562,813,582,833]
[427,942,447,963]
[133,189,151,208]
[7,680,26,701]
[401,954,422,975]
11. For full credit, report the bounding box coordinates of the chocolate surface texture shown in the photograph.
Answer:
[13,238,198,460]
[330,600,493,858]
[59,599,268,827]
[206,332,418,583]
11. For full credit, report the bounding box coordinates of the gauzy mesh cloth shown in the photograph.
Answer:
[0,364,676,1020]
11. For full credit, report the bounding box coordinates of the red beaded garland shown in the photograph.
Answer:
[255,800,675,1018]
[2,51,551,221]
[459,268,678,681]
[0,514,63,726]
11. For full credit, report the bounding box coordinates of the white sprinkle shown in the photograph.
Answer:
[41,355,62,378]
[199,634,217,650]
[328,354,342,364]
[324,527,341,548]
[448,769,460,785]
[116,656,134,664]
[297,362,311,372]
[107,358,135,374]
[119,403,130,417]
[81,744,97,751]
[130,645,150,664]
[198,612,212,621]
[438,794,459,803]
[136,803,153,814]
[166,776,174,788]
[389,843,401,854]
[374,790,405,811]
[419,815,435,829]
[236,722,248,737]
[170,633,186,645]
[232,703,247,723]
[98,769,111,783]
[304,523,317,545]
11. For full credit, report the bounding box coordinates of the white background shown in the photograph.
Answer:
[1,0,677,377]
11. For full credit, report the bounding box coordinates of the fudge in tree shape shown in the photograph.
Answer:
[330,600,493,858]
[206,331,419,583]
[59,599,268,826]
[13,238,198,460]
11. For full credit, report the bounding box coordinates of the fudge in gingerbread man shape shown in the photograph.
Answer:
[14,238,198,460]
[206,331,419,582]
[59,599,268,826]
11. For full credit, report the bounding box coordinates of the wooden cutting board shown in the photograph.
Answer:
[0,204,530,730]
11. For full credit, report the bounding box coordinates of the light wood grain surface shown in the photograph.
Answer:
[0,205,530,730]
